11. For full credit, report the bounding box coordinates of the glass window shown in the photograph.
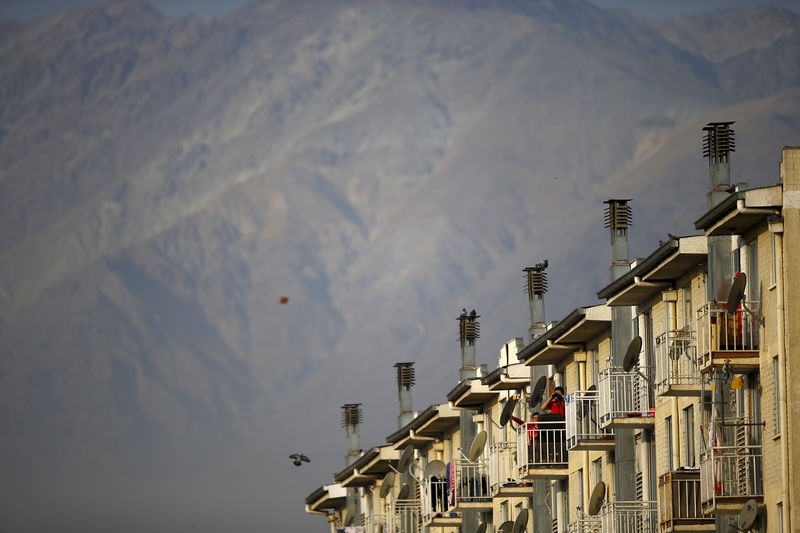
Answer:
[774,357,782,435]
[771,233,777,285]
[665,416,674,471]
[682,283,693,329]
[593,458,602,487]
[748,240,758,301]
[684,405,695,467]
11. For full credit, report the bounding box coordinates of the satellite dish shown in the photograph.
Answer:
[739,498,758,531]
[730,376,745,390]
[727,272,747,312]
[530,376,547,409]
[512,508,529,533]
[397,446,414,473]
[498,520,514,533]
[622,336,642,372]
[475,522,488,533]
[468,430,487,461]
[424,460,446,478]
[397,484,410,500]
[500,395,518,426]
[588,481,606,515]
[379,471,395,498]
[587,384,597,392]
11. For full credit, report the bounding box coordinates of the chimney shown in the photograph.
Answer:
[605,199,632,282]
[524,260,549,341]
[703,121,735,209]
[457,309,480,380]
[394,362,416,429]
[702,122,737,302]
[341,404,362,466]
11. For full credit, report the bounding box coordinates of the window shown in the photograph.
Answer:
[748,240,758,301]
[593,458,602,487]
[589,347,599,387]
[682,283,693,329]
[665,416,674,471]
[771,233,777,285]
[774,356,782,435]
[501,500,508,522]
[576,469,585,515]
[683,405,695,467]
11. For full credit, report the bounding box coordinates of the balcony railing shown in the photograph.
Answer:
[364,513,387,533]
[598,367,654,428]
[488,441,527,493]
[452,459,491,507]
[696,302,760,369]
[421,477,454,523]
[387,499,422,533]
[516,420,567,477]
[566,390,614,450]
[657,470,713,532]
[700,446,763,513]
[654,329,702,396]
[601,501,657,533]
[568,517,602,533]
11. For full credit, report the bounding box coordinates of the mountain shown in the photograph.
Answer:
[0,1,798,531]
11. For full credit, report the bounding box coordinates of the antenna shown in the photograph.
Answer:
[587,481,606,515]
[467,430,487,461]
[622,336,643,372]
[397,446,414,474]
[726,272,764,326]
[512,509,529,533]
[530,376,547,410]
[737,499,759,531]
[379,471,395,499]
[423,460,446,478]
[500,395,518,427]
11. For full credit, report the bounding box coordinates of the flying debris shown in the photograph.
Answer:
[289,453,310,466]
[279,296,290,304]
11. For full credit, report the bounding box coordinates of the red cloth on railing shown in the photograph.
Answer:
[510,415,538,444]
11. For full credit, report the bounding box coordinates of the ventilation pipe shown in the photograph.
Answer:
[525,261,553,533]
[703,122,737,302]
[605,199,637,502]
[457,309,480,533]
[394,362,416,429]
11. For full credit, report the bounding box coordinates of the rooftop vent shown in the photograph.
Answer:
[524,260,549,298]
[702,121,736,164]
[394,362,416,389]
[341,404,363,427]
[604,199,632,232]
[458,309,480,343]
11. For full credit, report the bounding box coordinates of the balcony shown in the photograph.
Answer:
[516,419,568,479]
[421,477,460,528]
[364,513,387,533]
[566,390,615,451]
[601,501,658,533]
[657,470,713,532]
[568,517,602,533]
[386,499,422,533]
[451,459,492,510]
[655,330,703,397]
[488,441,530,496]
[696,302,761,372]
[598,367,654,429]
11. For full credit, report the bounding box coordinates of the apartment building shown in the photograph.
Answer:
[304,131,797,533]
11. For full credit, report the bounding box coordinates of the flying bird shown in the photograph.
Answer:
[290,453,310,466]
[279,296,290,304]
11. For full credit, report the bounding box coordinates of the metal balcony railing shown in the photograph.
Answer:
[452,459,491,505]
[386,499,421,533]
[567,517,602,533]
[601,501,658,533]
[657,470,713,531]
[700,446,763,512]
[566,390,614,450]
[598,367,653,427]
[488,441,525,492]
[696,302,760,361]
[421,478,452,522]
[654,329,701,396]
[364,513,387,533]
[516,420,567,471]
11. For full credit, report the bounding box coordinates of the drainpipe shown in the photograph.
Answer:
[770,215,791,533]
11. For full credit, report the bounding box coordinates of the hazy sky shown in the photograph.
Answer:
[2,0,799,20]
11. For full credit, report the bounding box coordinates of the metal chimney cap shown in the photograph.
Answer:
[341,404,363,427]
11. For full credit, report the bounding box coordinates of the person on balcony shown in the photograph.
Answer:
[511,412,539,463]
[541,386,566,418]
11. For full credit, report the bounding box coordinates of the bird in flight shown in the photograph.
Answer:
[290,453,310,466]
